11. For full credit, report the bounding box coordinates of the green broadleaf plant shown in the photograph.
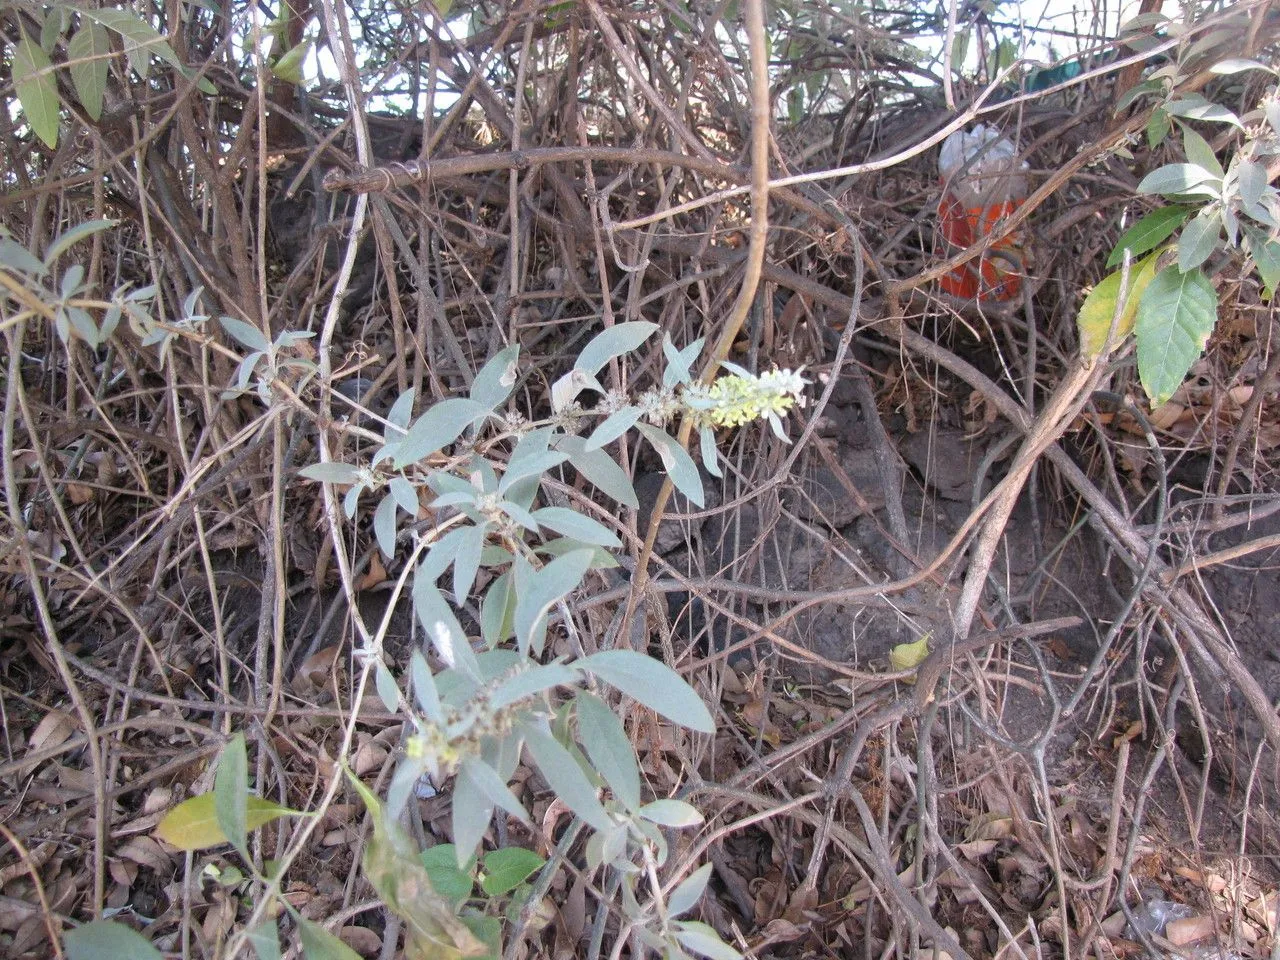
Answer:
[1082,72,1278,406]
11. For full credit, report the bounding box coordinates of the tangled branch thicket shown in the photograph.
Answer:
[3,0,1280,956]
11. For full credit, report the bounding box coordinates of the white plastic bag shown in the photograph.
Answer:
[938,124,1028,207]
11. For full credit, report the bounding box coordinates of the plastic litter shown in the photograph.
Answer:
[1125,898,1195,939]
[936,124,1029,301]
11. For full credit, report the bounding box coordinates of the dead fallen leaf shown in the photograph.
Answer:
[339,925,382,957]
[65,482,94,505]
[1165,914,1214,946]
[28,708,77,754]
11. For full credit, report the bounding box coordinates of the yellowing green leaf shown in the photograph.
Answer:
[154,792,304,851]
[345,768,487,959]
[270,39,311,85]
[888,636,931,675]
[13,32,60,148]
[1076,250,1161,358]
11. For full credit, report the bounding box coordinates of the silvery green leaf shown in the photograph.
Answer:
[663,335,705,388]
[373,493,398,559]
[500,499,541,534]
[460,757,531,825]
[385,755,426,821]
[537,537,618,568]
[668,863,713,918]
[481,570,515,647]
[1266,98,1280,137]
[450,771,493,867]
[636,815,669,864]
[1137,163,1220,197]
[1164,95,1242,128]
[699,426,723,478]
[638,798,704,827]
[1209,58,1274,75]
[499,450,569,494]
[470,343,521,411]
[66,307,100,346]
[389,476,419,515]
[410,650,444,724]
[452,522,486,604]
[1222,203,1239,247]
[299,463,360,483]
[585,825,616,872]
[374,659,399,712]
[634,423,704,508]
[513,549,594,655]
[522,725,612,831]
[577,692,640,811]
[182,287,206,318]
[485,725,522,780]
[551,368,604,413]
[1236,160,1267,212]
[767,411,791,442]
[1177,211,1220,272]
[1179,125,1222,179]
[236,351,264,389]
[343,483,362,519]
[530,507,620,547]
[0,237,47,276]
[598,820,628,865]
[394,398,487,468]
[219,316,271,353]
[412,579,480,678]
[274,330,314,348]
[674,921,743,960]
[59,263,84,299]
[1244,226,1279,297]
[575,321,659,375]
[386,388,415,434]
[490,661,579,711]
[579,650,714,733]
[503,474,542,512]
[585,406,642,451]
[417,526,467,583]
[428,491,480,513]
[47,220,116,264]
[100,303,122,342]
[467,456,500,493]
[556,436,639,509]
[214,732,249,859]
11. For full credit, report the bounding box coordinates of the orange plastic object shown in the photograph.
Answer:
[937,187,1024,301]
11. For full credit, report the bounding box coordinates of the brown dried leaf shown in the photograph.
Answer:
[116,835,173,872]
[1165,914,1214,946]
[28,708,77,754]
[339,925,383,957]
[65,482,94,505]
